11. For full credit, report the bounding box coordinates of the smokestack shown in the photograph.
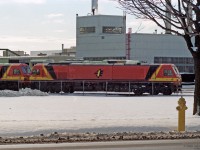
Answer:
[62,44,64,52]
[92,0,98,15]
[165,0,171,34]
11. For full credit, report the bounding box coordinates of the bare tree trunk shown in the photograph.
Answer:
[183,35,200,115]
[117,0,200,115]
[193,57,200,115]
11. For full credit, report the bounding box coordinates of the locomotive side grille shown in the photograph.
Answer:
[145,65,159,80]
[0,66,9,79]
[45,66,57,79]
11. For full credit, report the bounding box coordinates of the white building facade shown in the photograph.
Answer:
[130,33,193,72]
[76,15,126,60]
[76,14,193,73]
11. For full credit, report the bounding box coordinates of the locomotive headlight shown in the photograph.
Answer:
[177,78,182,86]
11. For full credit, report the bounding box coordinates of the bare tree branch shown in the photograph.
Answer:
[117,0,200,115]
[118,0,200,45]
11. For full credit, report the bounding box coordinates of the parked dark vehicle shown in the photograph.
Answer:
[180,73,195,85]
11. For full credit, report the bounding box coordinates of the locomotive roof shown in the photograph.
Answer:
[0,63,27,66]
[41,63,165,66]
[46,60,143,65]
[34,61,175,66]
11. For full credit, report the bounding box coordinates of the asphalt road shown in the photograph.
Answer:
[0,139,200,150]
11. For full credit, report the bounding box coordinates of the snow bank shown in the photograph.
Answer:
[0,88,49,97]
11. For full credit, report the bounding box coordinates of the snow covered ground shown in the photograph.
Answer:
[0,87,199,137]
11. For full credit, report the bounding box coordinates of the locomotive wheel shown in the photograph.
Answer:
[107,85,113,91]
[30,83,36,90]
[163,88,172,95]
[62,87,69,93]
[54,83,61,93]
[153,90,159,95]
[11,83,19,91]
[54,88,61,93]
[39,83,46,92]
[49,86,60,93]
[69,86,74,93]
[62,85,74,93]
[46,85,54,93]
[114,85,120,92]
[134,89,143,96]
[149,89,159,95]
[49,87,55,93]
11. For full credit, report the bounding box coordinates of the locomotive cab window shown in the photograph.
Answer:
[164,69,173,76]
[22,66,31,74]
[173,66,180,75]
[32,69,40,75]
[13,69,21,75]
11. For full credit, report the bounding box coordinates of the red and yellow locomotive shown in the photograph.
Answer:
[0,63,31,90]
[30,61,182,95]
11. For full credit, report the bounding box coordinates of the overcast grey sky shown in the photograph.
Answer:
[0,0,162,55]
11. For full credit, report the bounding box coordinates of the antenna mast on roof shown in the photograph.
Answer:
[91,0,98,15]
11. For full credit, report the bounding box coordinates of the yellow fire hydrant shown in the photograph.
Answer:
[176,97,188,132]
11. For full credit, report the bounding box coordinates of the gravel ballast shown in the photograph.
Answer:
[0,131,200,145]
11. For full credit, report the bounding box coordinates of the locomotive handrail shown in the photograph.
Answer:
[0,80,182,96]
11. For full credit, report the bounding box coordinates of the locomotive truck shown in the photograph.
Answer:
[30,61,182,95]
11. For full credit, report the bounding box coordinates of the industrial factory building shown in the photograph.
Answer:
[76,0,193,73]
[129,33,193,73]
[76,14,126,60]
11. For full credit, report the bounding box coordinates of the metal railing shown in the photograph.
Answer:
[0,80,186,95]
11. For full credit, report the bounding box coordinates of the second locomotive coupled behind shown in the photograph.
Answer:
[0,63,31,91]
[30,61,182,95]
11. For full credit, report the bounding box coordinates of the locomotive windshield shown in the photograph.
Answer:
[21,66,31,74]
[173,66,180,75]
[32,69,40,75]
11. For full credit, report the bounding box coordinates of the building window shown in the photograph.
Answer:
[154,57,194,64]
[154,57,194,73]
[80,27,95,34]
[102,26,123,34]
